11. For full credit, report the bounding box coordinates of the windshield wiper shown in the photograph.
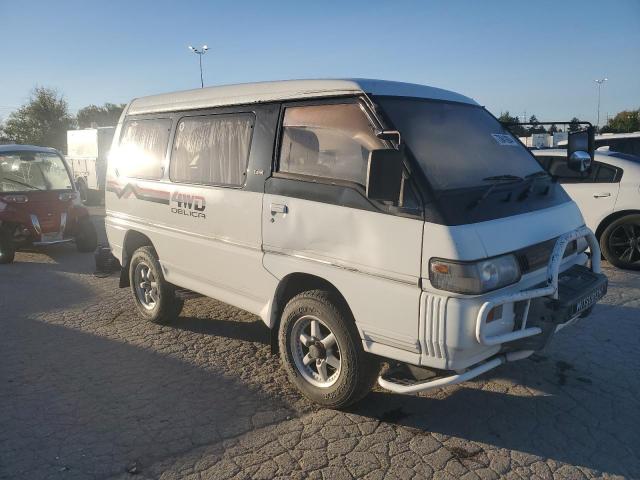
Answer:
[482,174,524,182]
[468,175,524,209]
[3,178,42,191]
[517,171,552,200]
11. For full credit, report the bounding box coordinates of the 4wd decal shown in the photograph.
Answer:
[171,191,206,219]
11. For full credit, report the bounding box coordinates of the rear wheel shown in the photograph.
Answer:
[278,290,380,408]
[600,214,640,270]
[129,246,183,323]
[0,231,15,264]
[75,216,98,253]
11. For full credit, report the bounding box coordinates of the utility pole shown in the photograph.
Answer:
[594,77,608,128]
[188,45,209,88]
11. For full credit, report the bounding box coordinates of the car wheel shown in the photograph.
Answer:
[129,246,184,324]
[0,231,16,264]
[600,214,640,270]
[278,289,380,408]
[75,216,98,253]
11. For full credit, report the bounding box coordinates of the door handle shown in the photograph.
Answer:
[270,203,288,214]
[593,192,611,198]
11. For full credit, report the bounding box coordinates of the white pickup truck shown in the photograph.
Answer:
[66,127,115,205]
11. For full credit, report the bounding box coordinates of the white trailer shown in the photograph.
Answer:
[66,127,115,204]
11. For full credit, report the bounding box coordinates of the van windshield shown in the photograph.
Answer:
[376,96,543,191]
[0,151,73,192]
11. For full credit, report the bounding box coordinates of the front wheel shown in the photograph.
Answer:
[0,231,16,264]
[129,246,184,324]
[600,214,640,270]
[278,290,380,408]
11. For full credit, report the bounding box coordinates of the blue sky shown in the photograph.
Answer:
[0,0,638,125]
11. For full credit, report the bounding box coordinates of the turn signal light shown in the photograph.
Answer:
[486,305,503,323]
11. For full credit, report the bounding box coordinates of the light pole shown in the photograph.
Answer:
[188,45,209,88]
[594,77,608,128]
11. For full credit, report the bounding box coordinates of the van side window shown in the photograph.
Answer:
[278,104,384,185]
[118,118,171,179]
[170,113,254,187]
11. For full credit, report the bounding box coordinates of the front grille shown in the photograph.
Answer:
[516,237,577,273]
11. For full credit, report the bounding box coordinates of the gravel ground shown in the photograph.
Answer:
[1,214,638,480]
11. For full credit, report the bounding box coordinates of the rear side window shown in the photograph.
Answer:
[595,163,618,183]
[170,113,254,187]
[548,157,597,182]
[278,103,384,186]
[117,118,171,179]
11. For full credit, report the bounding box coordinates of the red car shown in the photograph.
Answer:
[0,145,97,264]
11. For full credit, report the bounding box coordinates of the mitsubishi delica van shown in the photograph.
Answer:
[105,79,608,408]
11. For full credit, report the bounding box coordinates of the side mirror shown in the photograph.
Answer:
[568,151,592,173]
[567,126,594,172]
[366,149,403,203]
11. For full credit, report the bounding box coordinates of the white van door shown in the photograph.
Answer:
[262,101,425,355]
[159,110,277,315]
[545,155,620,231]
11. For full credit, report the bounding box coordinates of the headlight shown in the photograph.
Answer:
[2,194,29,204]
[429,254,521,294]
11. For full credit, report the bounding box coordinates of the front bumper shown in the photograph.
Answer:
[379,226,607,394]
[29,212,75,246]
[475,226,604,347]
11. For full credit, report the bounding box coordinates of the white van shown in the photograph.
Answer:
[106,79,607,407]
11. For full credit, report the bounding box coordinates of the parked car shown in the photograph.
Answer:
[0,145,98,264]
[532,148,640,269]
[106,79,607,407]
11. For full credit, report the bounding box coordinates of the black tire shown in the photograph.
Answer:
[129,246,184,324]
[75,216,98,253]
[278,290,380,409]
[600,214,640,270]
[0,231,16,264]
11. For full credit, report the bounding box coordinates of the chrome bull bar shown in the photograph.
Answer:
[476,226,600,346]
[378,226,600,395]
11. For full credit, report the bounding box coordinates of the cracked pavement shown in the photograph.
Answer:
[1,214,638,479]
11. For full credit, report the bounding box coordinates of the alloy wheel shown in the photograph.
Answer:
[290,315,342,388]
[608,222,640,266]
[134,262,159,310]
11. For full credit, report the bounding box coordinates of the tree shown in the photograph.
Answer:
[548,124,558,134]
[527,115,546,135]
[498,111,526,137]
[76,102,126,128]
[1,87,73,152]
[568,117,581,132]
[600,109,640,134]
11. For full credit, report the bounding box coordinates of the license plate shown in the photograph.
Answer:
[573,283,607,315]
[41,232,63,243]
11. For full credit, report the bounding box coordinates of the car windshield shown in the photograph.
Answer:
[375,96,543,191]
[0,151,73,192]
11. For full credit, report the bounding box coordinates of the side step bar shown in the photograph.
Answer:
[378,350,533,394]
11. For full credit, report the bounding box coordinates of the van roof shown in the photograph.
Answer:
[126,78,478,115]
